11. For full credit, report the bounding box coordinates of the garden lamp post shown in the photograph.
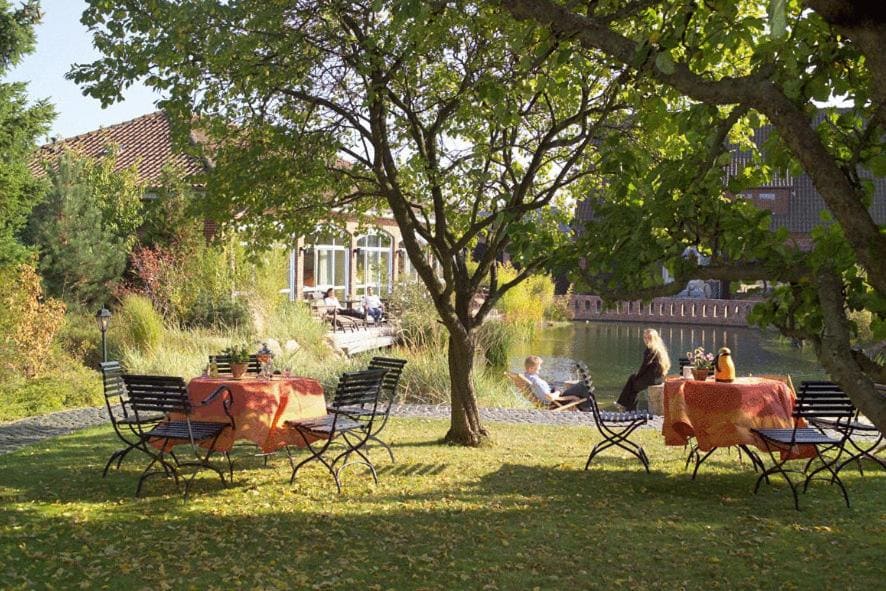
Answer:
[95,307,112,363]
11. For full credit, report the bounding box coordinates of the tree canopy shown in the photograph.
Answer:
[71,0,628,444]
[500,0,886,432]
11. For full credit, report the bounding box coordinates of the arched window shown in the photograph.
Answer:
[356,231,393,294]
[303,226,350,297]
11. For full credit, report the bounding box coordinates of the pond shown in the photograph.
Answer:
[508,321,826,406]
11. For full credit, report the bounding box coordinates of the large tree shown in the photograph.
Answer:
[71,1,626,444]
[0,0,54,266]
[501,0,886,432]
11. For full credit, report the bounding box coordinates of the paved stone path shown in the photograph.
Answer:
[0,404,661,456]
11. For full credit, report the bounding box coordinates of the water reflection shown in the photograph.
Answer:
[508,321,825,404]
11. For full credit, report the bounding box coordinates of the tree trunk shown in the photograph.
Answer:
[443,330,489,446]
[814,268,886,434]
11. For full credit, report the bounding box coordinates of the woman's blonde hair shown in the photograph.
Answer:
[643,328,671,375]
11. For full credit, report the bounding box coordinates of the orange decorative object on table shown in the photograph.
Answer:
[662,376,814,458]
[185,375,327,452]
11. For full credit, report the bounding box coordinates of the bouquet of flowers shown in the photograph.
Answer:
[687,346,715,370]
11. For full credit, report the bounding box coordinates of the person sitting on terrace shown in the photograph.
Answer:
[323,288,365,319]
[361,286,385,323]
[616,328,671,411]
[523,355,589,409]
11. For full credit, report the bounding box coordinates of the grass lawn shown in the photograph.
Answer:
[1,419,883,590]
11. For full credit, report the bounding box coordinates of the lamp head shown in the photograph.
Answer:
[95,307,112,333]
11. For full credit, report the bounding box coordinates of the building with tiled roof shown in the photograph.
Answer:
[31,111,420,303]
[575,120,886,248]
[31,111,205,186]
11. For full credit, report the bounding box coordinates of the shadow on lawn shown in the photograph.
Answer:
[0,429,260,503]
[2,427,885,589]
[2,462,884,589]
[3,427,883,515]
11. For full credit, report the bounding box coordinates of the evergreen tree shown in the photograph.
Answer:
[32,150,143,307]
[0,0,54,266]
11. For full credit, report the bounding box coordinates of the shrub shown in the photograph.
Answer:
[544,294,572,321]
[387,279,447,350]
[121,325,233,378]
[476,318,522,367]
[113,295,165,354]
[0,364,102,422]
[392,346,516,407]
[495,265,553,325]
[241,246,289,332]
[182,292,251,330]
[56,311,102,367]
[130,239,256,332]
[0,263,66,378]
[265,301,330,357]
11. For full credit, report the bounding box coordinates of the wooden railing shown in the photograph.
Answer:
[566,294,760,327]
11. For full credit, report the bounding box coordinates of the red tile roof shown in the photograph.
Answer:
[31,111,205,186]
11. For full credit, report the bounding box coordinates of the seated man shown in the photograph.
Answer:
[323,288,365,319]
[361,286,385,324]
[523,355,589,409]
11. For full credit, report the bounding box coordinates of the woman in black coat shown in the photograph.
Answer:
[617,328,671,411]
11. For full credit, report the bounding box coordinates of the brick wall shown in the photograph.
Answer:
[567,295,760,327]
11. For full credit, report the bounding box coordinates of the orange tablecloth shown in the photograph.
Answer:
[185,376,327,452]
[663,376,811,456]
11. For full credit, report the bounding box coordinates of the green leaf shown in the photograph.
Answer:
[768,0,786,40]
[654,51,675,75]
[867,153,886,177]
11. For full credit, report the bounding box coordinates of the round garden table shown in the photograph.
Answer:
[662,376,814,476]
[186,375,327,452]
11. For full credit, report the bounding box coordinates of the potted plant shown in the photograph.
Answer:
[225,344,251,379]
[687,346,715,381]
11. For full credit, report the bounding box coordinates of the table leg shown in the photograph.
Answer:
[739,445,767,480]
[690,447,718,480]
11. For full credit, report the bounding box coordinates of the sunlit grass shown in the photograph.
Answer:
[1,420,883,590]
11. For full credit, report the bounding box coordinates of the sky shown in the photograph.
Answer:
[7,0,162,141]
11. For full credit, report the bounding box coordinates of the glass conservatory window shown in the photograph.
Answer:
[356,232,393,294]
[303,228,349,295]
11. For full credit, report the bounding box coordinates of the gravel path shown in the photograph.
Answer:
[0,404,661,456]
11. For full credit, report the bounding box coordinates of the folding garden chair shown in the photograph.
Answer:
[504,371,585,411]
[123,374,235,499]
[800,381,884,477]
[332,357,407,463]
[576,362,653,472]
[210,354,261,375]
[99,361,164,477]
[284,368,388,492]
[751,380,854,510]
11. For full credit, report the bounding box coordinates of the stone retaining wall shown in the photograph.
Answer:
[567,294,760,327]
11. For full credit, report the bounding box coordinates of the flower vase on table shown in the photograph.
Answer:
[231,362,249,379]
[691,368,710,381]
[224,343,252,379]
[687,346,715,381]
